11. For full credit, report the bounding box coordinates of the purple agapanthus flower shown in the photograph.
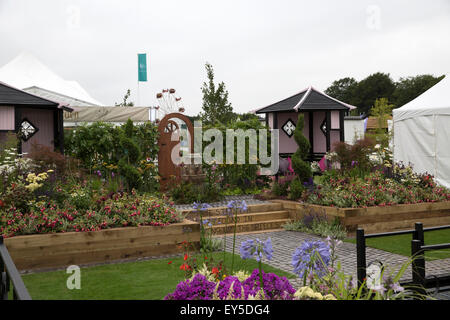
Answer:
[227,200,248,211]
[292,240,330,279]
[192,202,200,210]
[201,219,212,227]
[192,202,211,211]
[240,237,273,262]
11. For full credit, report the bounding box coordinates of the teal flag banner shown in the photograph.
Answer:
[138,53,147,82]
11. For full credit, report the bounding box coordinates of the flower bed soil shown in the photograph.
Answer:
[4,219,200,271]
[272,200,450,236]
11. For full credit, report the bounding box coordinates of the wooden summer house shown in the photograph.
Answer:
[0,81,73,154]
[255,86,357,161]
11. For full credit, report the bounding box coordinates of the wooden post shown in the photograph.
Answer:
[326,111,331,152]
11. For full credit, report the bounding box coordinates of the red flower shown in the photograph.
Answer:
[211,267,219,275]
[184,254,188,261]
[0,199,4,207]
[168,261,173,265]
[180,263,191,271]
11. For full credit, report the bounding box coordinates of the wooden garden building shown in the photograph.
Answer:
[0,81,73,154]
[255,86,356,161]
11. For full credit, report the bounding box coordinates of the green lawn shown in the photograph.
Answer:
[346,229,450,260]
[22,252,296,300]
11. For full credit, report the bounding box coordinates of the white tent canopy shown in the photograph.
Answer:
[0,52,102,106]
[393,75,450,188]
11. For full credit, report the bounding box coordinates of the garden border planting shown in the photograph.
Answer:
[4,219,200,271]
[272,199,450,236]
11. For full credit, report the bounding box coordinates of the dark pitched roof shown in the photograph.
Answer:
[255,89,308,113]
[255,86,356,114]
[0,81,72,111]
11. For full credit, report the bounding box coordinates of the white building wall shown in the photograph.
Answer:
[344,119,365,144]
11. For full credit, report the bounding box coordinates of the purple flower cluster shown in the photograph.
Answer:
[240,238,273,262]
[217,276,244,299]
[227,200,248,212]
[165,269,296,300]
[164,274,216,300]
[192,202,211,211]
[292,240,330,279]
[243,269,296,300]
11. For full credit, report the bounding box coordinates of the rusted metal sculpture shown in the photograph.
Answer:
[157,113,194,191]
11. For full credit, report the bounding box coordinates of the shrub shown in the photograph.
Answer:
[283,211,347,239]
[288,179,305,200]
[271,180,289,197]
[291,114,312,183]
[65,120,159,192]
[331,137,376,175]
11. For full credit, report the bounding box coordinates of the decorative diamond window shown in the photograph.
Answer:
[20,119,39,141]
[282,119,296,138]
[320,118,328,136]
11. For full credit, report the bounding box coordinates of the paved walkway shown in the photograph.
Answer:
[222,230,450,299]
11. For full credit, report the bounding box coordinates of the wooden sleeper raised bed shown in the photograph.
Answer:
[272,200,450,236]
[4,219,200,272]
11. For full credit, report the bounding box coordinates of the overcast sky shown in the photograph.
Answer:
[0,0,449,115]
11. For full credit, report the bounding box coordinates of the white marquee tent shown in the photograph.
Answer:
[393,75,450,188]
[0,52,102,106]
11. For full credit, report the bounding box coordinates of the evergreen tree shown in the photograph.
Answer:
[200,63,235,125]
[291,114,312,183]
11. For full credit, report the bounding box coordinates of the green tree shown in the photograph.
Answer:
[392,74,445,108]
[115,89,134,106]
[325,77,358,106]
[353,72,396,116]
[291,114,312,183]
[367,98,394,153]
[200,63,235,125]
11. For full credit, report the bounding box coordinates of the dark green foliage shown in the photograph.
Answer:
[201,118,269,192]
[352,72,396,115]
[392,74,445,108]
[119,132,140,164]
[118,158,141,190]
[325,73,445,116]
[167,181,222,204]
[324,77,358,106]
[288,178,305,200]
[200,63,236,125]
[64,119,159,192]
[271,181,289,197]
[291,114,312,183]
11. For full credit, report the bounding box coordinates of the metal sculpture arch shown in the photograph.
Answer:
[157,113,194,191]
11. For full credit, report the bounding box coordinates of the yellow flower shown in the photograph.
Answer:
[294,286,324,300]
[323,294,337,300]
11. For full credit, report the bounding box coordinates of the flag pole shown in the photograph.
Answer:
[137,80,140,106]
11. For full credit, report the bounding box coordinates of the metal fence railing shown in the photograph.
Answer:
[0,236,32,300]
[356,222,450,296]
